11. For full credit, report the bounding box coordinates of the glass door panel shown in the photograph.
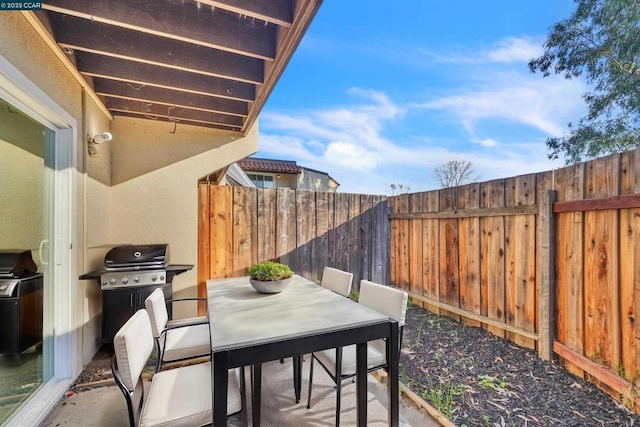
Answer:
[0,97,53,424]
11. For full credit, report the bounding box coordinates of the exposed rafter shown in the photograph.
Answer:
[34,0,323,133]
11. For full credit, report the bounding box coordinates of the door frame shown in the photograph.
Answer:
[0,54,78,426]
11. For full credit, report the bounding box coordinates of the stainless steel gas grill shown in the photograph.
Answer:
[80,244,193,343]
[0,250,43,355]
[101,244,170,290]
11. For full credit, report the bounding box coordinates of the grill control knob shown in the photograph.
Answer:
[151,274,157,281]
[121,277,129,284]
[0,285,7,291]
[109,278,117,285]
[160,275,165,281]
[134,275,140,282]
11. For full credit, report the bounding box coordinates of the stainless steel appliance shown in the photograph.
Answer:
[80,244,192,343]
[0,250,43,354]
[101,244,170,290]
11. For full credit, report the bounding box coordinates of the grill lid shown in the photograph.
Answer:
[0,250,38,278]
[104,244,169,270]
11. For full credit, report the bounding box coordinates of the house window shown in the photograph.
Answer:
[247,173,275,188]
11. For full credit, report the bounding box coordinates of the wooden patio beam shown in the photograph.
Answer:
[93,79,249,118]
[105,98,244,128]
[47,13,264,85]
[77,53,256,102]
[43,0,276,60]
[194,0,294,27]
[112,111,237,132]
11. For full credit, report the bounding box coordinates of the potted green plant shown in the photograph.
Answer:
[248,261,294,294]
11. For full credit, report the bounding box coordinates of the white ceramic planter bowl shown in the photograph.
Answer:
[249,277,291,294]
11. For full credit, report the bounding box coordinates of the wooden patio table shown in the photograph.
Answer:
[206,274,399,427]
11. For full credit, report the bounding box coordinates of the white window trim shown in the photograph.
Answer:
[0,54,78,426]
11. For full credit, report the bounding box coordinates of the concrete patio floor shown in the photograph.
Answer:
[43,357,439,426]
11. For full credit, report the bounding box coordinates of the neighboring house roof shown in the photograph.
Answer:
[238,157,340,187]
[238,158,301,174]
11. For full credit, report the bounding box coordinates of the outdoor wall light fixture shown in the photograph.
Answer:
[87,132,112,157]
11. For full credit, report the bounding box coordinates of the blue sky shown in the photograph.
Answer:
[257,0,585,194]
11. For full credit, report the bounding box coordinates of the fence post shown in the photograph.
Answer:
[538,190,557,360]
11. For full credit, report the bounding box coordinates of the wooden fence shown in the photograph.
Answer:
[197,185,389,299]
[389,147,640,410]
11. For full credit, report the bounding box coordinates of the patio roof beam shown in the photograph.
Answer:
[42,0,276,60]
[93,79,249,118]
[104,98,245,128]
[112,111,237,132]
[47,13,264,85]
[77,53,256,103]
[193,0,294,28]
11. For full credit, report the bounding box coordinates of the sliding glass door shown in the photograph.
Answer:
[0,97,54,424]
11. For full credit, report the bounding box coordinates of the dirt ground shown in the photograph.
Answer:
[400,304,640,426]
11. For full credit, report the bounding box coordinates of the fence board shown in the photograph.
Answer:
[481,180,506,337]
[506,174,537,349]
[398,194,410,293]
[296,190,316,280]
[276,188,296,267]
[422,191,440,314]
[457,183,481,327]
[232,187,257,275]
[326,192,336,268]
[584,156,620,381]
[620,148,640,384]
[257,188,277,263]
[439,188,459,320]
[554,163,586,376]
[374,195,389,284]
[315,191,330,281]
[334,193,350,273]
[389,196,398,286]
[360,194,373,283]
[348,194,362,286]
[409,193,423,297]
[209,185,233,278]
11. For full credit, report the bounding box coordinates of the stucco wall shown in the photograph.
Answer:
[109,116,259,317]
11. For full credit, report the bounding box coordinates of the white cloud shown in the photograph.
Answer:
[258,36,586,194]
[416,71,586,137]
[486,37,543,63]
[479,138,499,147]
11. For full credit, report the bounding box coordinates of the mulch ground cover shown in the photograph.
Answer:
[400,303,640,426]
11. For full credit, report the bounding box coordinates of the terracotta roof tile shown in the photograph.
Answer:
[238,158,301,174]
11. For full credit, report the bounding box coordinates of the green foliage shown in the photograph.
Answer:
[248,261,293,281]
[420,380,466,419]
[529,0,640,163]
[349,290,360,301]
[477,374,507,390]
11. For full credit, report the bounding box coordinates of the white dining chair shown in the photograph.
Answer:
[320,266,354,297]
[144,288,210,372]
[111,309,243,427]
[306,280,408,427]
